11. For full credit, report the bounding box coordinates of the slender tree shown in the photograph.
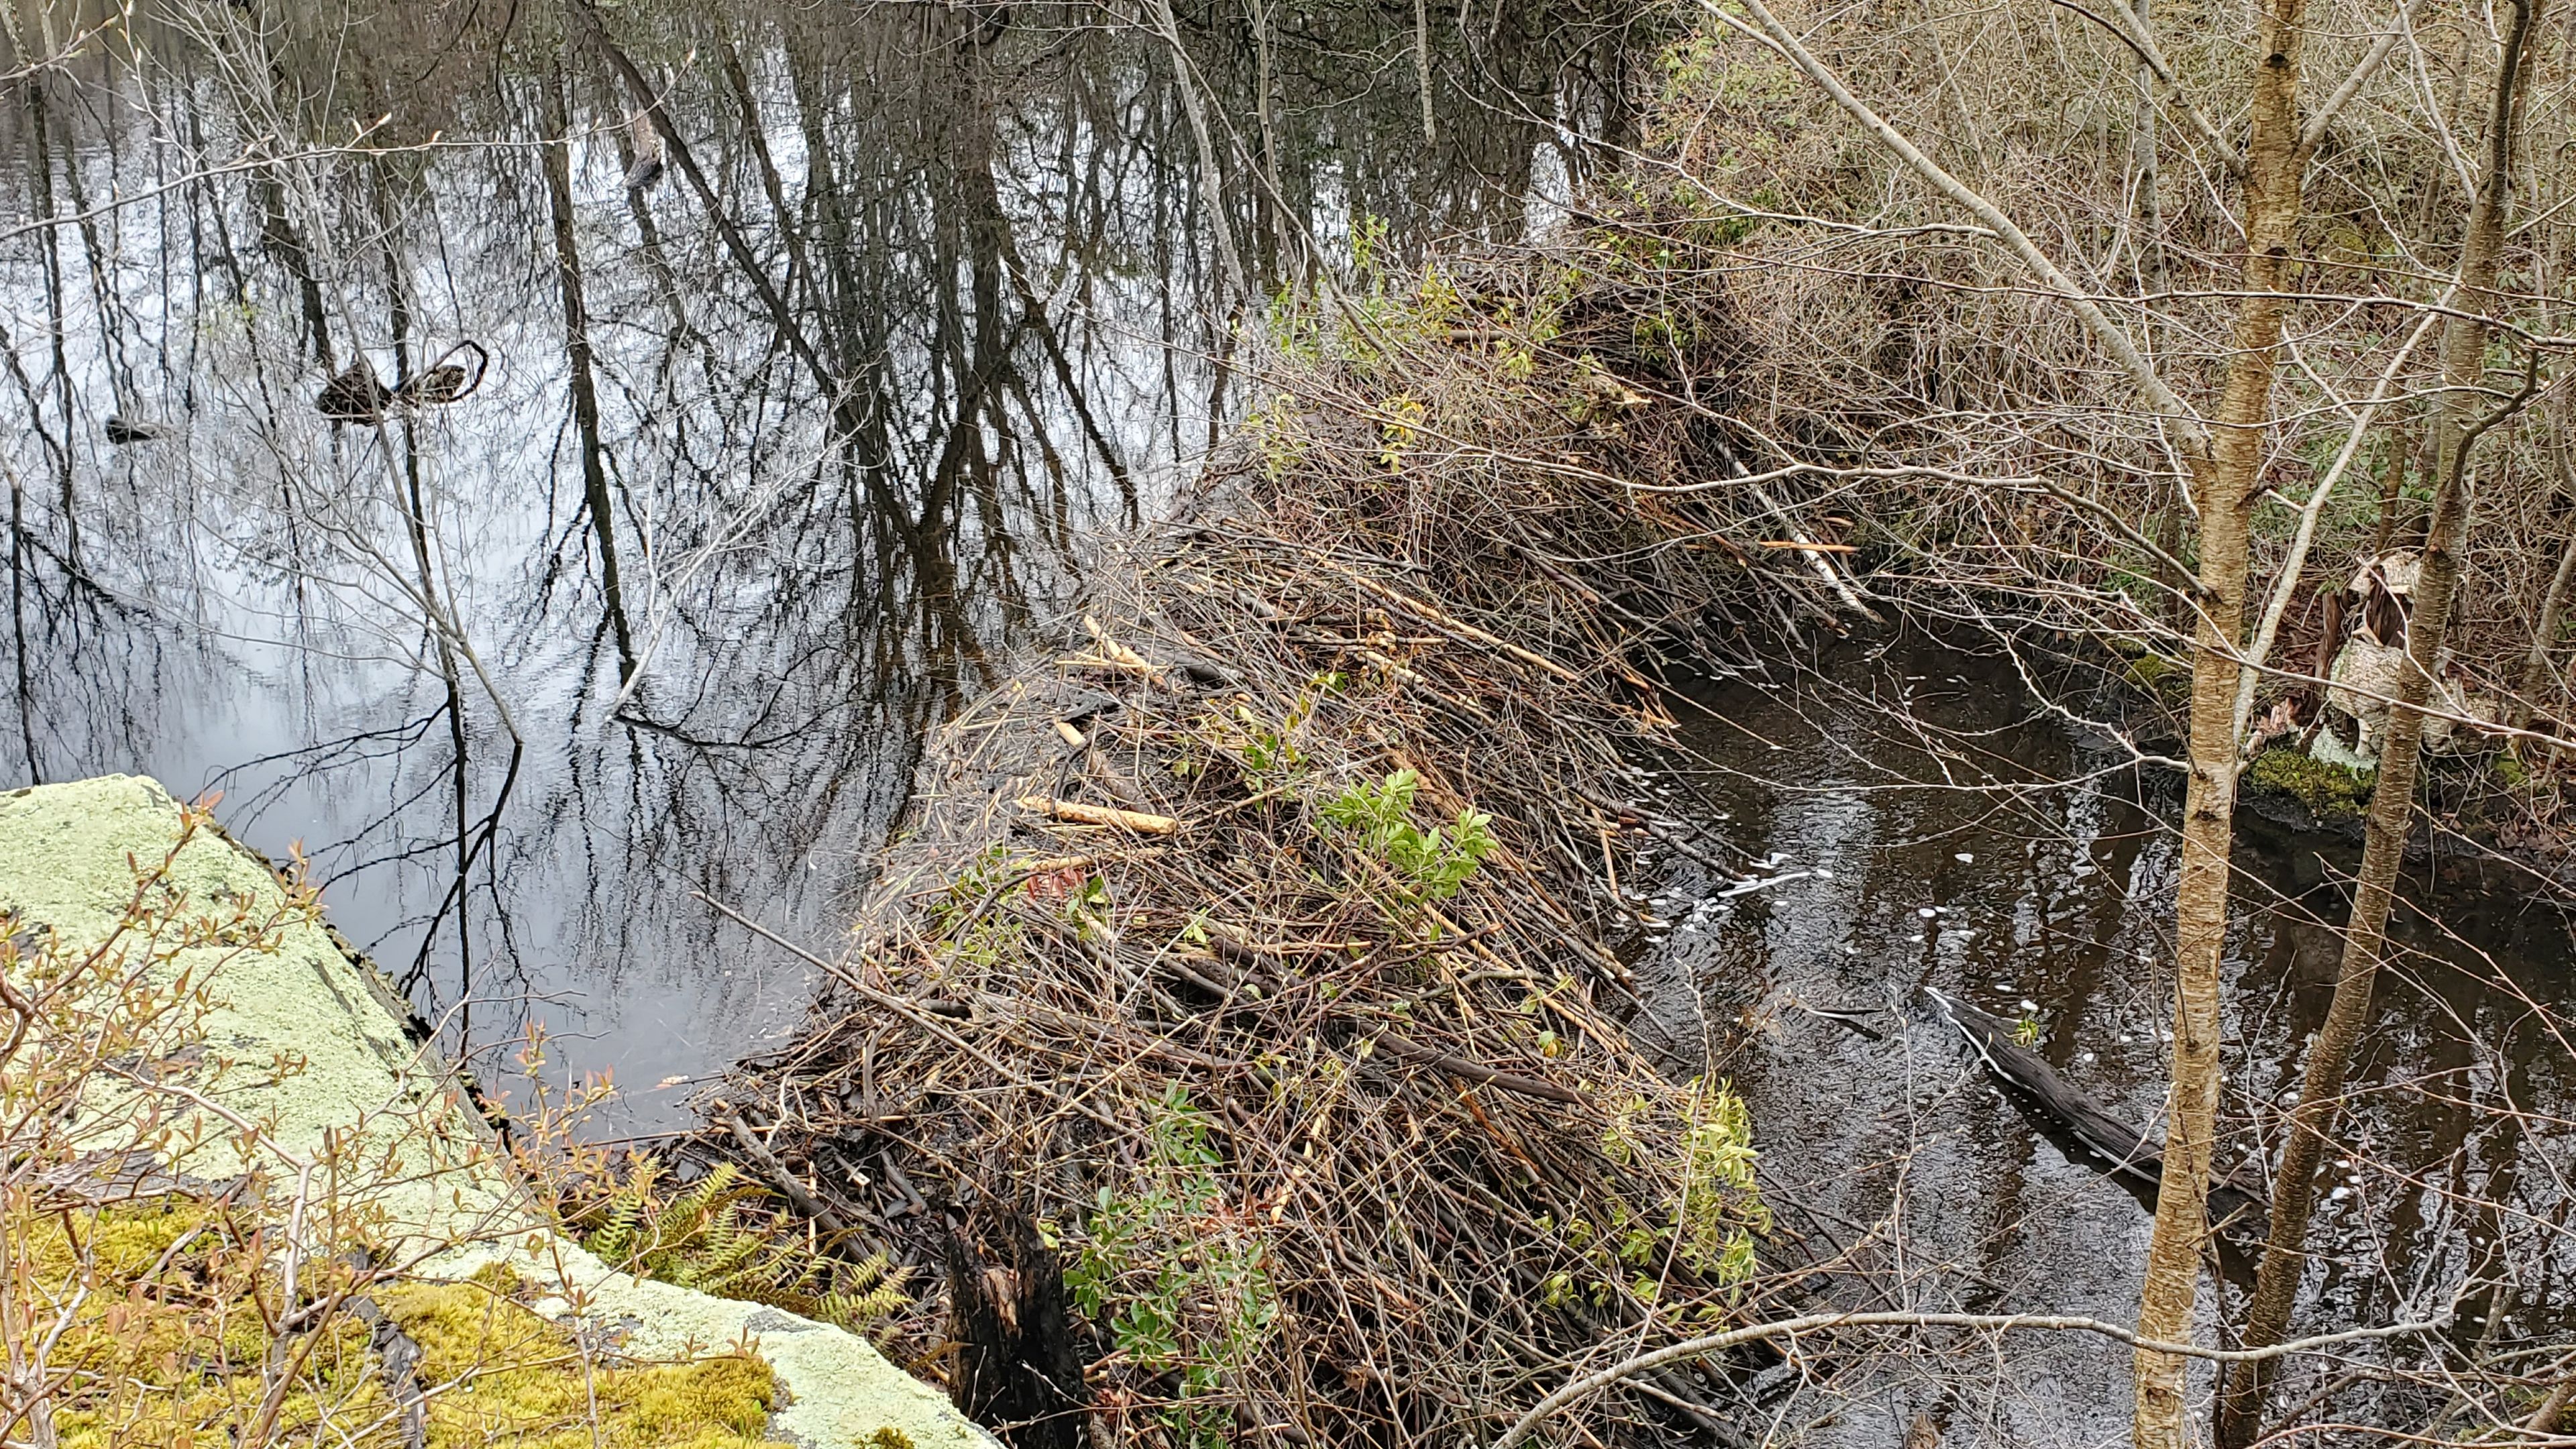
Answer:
[2127,5,2310,1444]
[2216,3,2546,1440]
[2510,446,2576,732]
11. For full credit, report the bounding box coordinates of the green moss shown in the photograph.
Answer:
[40,1200,378,1446]
[865,1430,920,1449]
[2121,650,2190,706]
[2245,747,2374,820]
[2497,751,2533,789]
[34,1203,792,1448]
[384,1277,786,1446]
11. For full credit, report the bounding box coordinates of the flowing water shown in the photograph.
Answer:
[1,0,1629,1126]
[1630,632,2575,1442]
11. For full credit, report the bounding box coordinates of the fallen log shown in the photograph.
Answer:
[1921,987,2267,1231]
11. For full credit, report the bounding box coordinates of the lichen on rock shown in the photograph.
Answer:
[0,775,991,1449]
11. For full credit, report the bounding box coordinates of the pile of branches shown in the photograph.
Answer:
[708,252,1878,1448]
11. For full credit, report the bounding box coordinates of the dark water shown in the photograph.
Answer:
[1630,633,2575,1443]
[1,0,1630,1125]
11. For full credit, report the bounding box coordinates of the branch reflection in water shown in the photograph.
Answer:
[0,0,1639,1124]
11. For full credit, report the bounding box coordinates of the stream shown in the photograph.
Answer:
[1631,631,2575,1442]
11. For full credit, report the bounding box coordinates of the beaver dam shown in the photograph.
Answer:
[695,237,2576,1443]
[704,272,1798,1446]
[18,0,2576,1442]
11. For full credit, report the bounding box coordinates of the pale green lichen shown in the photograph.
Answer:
[0,777,994,1449]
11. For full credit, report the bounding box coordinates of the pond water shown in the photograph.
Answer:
[1632,631,2575,1442]
[1,0,1630,1126]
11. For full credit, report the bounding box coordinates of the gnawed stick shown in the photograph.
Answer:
[1014,796,1183,835]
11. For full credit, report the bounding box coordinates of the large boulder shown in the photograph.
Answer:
[0,775,991,1449]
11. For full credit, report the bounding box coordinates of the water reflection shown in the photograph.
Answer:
[1635,634,2575,1444]
[0,0,1631,1124]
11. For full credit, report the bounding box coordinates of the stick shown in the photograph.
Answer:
[1332,567,1585,684]
[1015,796,1183,835]
[715,1103,849,1234]
[1369,1034,1587,1106]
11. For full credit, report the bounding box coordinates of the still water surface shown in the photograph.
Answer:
[1637,636,2573,1441]
[2,0,1629,1123]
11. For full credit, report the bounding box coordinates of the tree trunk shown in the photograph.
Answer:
[2215,5,2542,1443]
[2130,5,2308,1446]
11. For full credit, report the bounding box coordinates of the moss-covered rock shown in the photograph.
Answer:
[0,776,993,1449]
[2245,747,2374,821]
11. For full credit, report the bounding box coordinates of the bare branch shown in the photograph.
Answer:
[2039,0,2251,177]
[1493,1311,2453,1449]
[2301,0,2419,152]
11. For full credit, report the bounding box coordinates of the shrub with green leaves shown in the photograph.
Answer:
[1671,1077,1770,1285]
[1320,769,1496,900]
[1063,1087,1278,1449]
[1595,1077,1770,1299]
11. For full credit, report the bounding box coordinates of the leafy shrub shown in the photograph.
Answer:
[1064,1087,1277,1449]
[1595,1077,1771,1300]
[1320,769,1496,900]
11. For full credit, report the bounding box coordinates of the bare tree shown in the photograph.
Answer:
[2217,1,2548,1440]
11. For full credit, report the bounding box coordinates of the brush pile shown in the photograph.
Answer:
[712,244,1870,1448]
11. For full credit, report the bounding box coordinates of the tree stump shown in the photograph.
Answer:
[946,1208,1087,1449]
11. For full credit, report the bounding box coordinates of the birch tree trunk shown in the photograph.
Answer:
[2215,5,2542,1442]
[2130,5,2308,1445]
